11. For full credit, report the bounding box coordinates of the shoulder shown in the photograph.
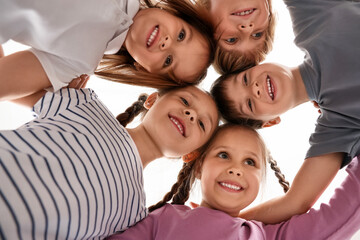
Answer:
[33,88,98,118]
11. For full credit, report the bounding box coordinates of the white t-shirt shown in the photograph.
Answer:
[0,88,147,239]
[0,0,140,91]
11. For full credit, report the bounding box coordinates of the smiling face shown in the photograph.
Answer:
[223,63,300,123]
[125,8,210,83]
[199,126,265,217]
[210,0,270,55]
[142,86,219,158]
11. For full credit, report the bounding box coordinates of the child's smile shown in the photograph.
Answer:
[199,126,264,217]
[125,8,210,83]
[231,8,256,18]
[223,63,302,123]
[169,114,186,137]
[218,180,244,193]
[146,25,160,48]
[210,0,270,54]
[142,86,219,158]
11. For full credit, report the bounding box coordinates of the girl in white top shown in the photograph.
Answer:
[0,0,215,100]
[0,85,219,239]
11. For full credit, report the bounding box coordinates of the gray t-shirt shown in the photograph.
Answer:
[285,0,360,166]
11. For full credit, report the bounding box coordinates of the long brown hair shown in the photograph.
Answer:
[149,123,289,212]
[95,0,215,89]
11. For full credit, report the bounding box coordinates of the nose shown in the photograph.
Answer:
[237,22,254,32]
[228,167,242,177]
[160,35,172,50]
[184,109,196,122]
[252,82,261,98]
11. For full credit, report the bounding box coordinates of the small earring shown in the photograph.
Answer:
[182,151,200,163]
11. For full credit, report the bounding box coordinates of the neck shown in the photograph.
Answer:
[290,66,310,107]
[127,125,162,168]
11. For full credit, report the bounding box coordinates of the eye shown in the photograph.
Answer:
[217,152,229,159]
[180,97,189,106]
[243,73,248,85]
[163,55,173,67]
[199,120,205,131]
[245,159,255,166]
[177,29,186,41]
[251,32,263,39]
[225,37,237,44]
[247,99,253,112]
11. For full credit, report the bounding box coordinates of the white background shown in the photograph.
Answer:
[1,1,359,238]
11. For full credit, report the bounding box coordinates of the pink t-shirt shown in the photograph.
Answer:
[108,156,360,240]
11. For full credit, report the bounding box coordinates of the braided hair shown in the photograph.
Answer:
[148,161,196,212]
[116,94,148,127]
[267,152,290,193]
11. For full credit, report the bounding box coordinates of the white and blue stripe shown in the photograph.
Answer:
[0,88,147,239]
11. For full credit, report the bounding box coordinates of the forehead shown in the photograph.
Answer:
[212,127,263,152]
[173,29,210,83]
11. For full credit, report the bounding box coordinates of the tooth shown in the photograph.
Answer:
[147,27,159,46]
[221,182,241,190]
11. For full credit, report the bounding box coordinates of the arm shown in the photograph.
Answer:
[0,50,51,101]
[265,155,360,239]
[9,74,89,108]
[0,45,4,58]
[239,152,343,224]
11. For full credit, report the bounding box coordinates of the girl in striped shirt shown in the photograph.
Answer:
[0,85,219,239]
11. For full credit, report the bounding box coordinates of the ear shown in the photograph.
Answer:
[261,117,281,128]
[144,92,159,110]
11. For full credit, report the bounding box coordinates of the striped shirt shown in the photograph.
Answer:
[0,88,147,239]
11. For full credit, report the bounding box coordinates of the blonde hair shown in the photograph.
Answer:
[95,0,215,89]
[212,0,277,74]
[148,123,289,212]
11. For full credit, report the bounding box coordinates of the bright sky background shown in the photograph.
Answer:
[1,1,359,238]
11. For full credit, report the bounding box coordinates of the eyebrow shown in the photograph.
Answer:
[230,74,246,116]
[188,91,215,131]
[187,25,193,43]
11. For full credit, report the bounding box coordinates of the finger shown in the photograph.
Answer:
[66,77,80,89]
[79,74,89,88]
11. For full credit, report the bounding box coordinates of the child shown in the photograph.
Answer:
[0,0,215,101]
[210,0,360,223]
[0,85,219,239]
[106,124,360,239]
[201,0,276,74]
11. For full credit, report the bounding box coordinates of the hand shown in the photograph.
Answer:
[311,101,321,114]
[67,74,89,89]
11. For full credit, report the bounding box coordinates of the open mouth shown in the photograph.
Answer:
[219,181,243,192]
[146,25,159,48]
[231,8,256,16]
[169,115,185,136]
[266,75,275,100]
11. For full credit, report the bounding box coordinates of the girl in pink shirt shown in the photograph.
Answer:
[107,124,360,240]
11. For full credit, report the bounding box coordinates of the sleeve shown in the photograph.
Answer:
[283,0,339,44]
[264,155,360,240]
[105,207,166,240]
[306,123,360,167]
[29,48,95,92]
